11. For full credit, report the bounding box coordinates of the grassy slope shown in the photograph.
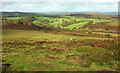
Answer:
[109,18,119,26]
[5,17,24,20]
[2,29,119,71]
[66,22,88,29]
[2,29,108,42]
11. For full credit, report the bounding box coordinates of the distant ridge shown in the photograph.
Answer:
[1,11,118,18]
[63,13,118,18]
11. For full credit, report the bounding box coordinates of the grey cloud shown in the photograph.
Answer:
[1,2,118,12]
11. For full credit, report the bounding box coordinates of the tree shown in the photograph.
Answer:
[18,20,23,24]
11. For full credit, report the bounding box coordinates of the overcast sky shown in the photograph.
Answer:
[1,0,119,12]
[1,0,119,2]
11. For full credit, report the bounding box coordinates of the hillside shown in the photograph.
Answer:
[2,12,120,71]
[64,13,118,18]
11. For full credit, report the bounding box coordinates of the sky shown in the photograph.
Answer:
[1,0,119,12]
[1,0,119,2]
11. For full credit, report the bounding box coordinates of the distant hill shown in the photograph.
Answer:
[63,13,118,18]
[35,12,118,16]
[1,12,118,18]
[1,12,36,17]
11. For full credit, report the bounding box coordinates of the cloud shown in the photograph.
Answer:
[1,0,119,2]
[1,2,118,12]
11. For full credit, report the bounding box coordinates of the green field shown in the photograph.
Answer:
[109,18,119,26]
[66,22,88,29]
[5,17,24,20]
[2,29,109,42]
[4,16,113,30]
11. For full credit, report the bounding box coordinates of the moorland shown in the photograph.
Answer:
[1,12,120,71]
